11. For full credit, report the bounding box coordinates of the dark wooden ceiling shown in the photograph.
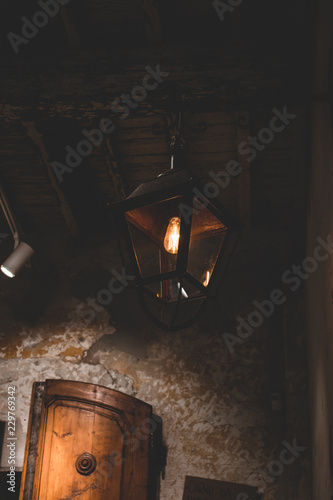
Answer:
[0,0,313,248]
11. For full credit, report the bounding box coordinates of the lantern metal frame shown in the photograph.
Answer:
[111,150,240,330]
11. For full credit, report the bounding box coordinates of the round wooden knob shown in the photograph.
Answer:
[76,453,97,476]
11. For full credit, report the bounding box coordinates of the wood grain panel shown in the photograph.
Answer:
[20,380,152,500]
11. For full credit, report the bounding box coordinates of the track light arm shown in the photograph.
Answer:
[0,182,20,249]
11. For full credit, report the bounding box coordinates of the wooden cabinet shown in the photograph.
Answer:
[19,380,164,500]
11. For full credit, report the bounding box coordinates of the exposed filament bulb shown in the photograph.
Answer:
[204,271,211,287]
[164,217,181,254]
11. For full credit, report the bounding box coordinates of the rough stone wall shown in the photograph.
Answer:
[0,226,311,500]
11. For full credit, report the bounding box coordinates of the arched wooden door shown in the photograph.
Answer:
[19,380,155,500]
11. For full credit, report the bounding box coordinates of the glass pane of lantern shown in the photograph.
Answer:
[182,278,203,299]
[187,199,228,287]
[126,197,182,279]
[145,278,202,302]
[127,223,161,278]
[146,278,179,302]
[142,288,205,329]
[144,280,162,299]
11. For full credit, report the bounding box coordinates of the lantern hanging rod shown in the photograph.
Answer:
[152,109,207,172]
[170,111,185,171]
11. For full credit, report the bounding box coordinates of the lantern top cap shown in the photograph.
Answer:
[126,168,191,201]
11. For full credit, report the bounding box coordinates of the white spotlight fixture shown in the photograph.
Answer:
[1,241,35,278]
[0,183,35,278]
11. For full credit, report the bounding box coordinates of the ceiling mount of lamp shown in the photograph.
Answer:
[0,182,35,279]
[110,112,240,330]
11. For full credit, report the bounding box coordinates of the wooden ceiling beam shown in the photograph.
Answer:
[22,120,79,235]
[0,46,308,123]
[59,4,81,49]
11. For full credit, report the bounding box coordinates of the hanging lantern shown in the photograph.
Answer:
[111,133,240,330]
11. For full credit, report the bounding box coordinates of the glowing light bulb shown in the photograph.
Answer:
[204,271,211,287]
[164,217,181,254]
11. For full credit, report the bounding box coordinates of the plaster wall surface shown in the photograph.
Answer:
[0,228,311,500]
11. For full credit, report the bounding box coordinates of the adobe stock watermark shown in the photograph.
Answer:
[51,64,169,183]
[223,234,333,353]
[213,0,245,23]
[7,0,71,54]
[51,117,115,183]
[179,106,296,224]
[262,439,306,487]
[230,439,306,497]
[66,267,135,329]
[110,65,170,120]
